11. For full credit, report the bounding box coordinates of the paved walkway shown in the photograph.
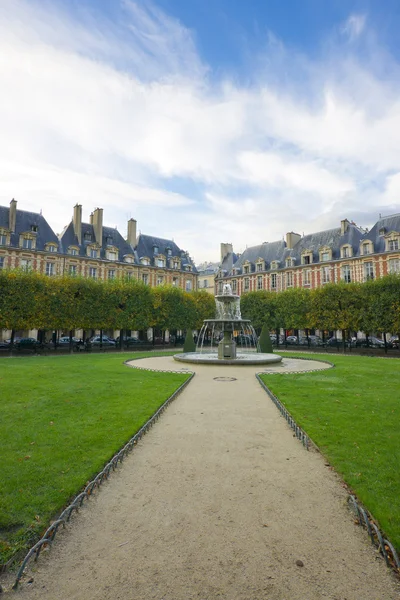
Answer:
[13,356,400,599]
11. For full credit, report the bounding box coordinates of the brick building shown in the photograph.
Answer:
[215,216,400,295]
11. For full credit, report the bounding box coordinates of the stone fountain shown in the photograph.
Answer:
[174,284,282,365]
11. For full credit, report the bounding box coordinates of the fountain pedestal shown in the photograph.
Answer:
[218,332,237,359]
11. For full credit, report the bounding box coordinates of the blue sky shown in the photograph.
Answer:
[1,0,400,262]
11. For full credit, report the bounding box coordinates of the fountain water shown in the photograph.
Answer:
[174,284,282,365]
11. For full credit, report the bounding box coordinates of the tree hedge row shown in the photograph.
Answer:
[1,270,399,338]
[240,275,400,337]
[0,271,215,334]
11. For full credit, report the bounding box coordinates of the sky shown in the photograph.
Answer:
[1,0,400,263]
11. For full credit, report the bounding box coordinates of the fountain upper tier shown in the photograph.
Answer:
[214,284,243,321]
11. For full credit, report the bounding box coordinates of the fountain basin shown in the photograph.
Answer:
[173,352,282,366]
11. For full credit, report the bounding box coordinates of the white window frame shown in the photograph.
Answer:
[364,261,374,281]
[388,239,399,251]
[322,266,330,284]
[89,267,97,278]
[342,264,351,283]
[303,269,311,286]
[388,258,400,273]
[46,262,55,276]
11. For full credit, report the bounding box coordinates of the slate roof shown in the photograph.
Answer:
[136,234,198,272]
[197,261,219,275]
[361,214,400,253]
[0,205,59,251]
[60,221,135,261]
[233,241,286,273]
[221,222,367,277]
[286,223,364,263]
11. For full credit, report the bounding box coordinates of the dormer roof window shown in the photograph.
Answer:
[106,236,113,245]
[153,245,159,255]
[31,225,38,233]
[84,232,92,241]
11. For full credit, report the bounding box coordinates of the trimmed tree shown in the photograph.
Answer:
[258,324,273,353]
[183,328,196,352]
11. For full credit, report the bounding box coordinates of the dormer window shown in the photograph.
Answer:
[388,239,399,251]
[181,251,186,258]
[141,257,150,266]
[341,245,352,259]
[31,225,38,233]
[270,260,279,270]
[69,246,79,256]
[106,236,113,245]
[186,265,192,272]
[84,232,92,241]
[243,265,250,274]
[361,241,373,255]
[21,236,33,249]
[256,259,264,272]
[319,247,331,262]
[46,244,57,253]
[157,258,165,268]
[379,227,386,236]
[173,260,179,269]
[87,246,98,259]
[153,245,159,255]
[124,255,134,264]
[286,257,295,267]
[166,248,172,257]
[301,250,313,265]
[107,250,117,261]
[0,233,7,246]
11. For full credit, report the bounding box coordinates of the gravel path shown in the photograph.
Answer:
[11,356,400,599]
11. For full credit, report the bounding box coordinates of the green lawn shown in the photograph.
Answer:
[261,353,400,552]
[0,352,189,564]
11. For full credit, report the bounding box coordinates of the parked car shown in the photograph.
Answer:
[299,335,323,346]
[0,340,10,349]
[115,336,146,346]
[389,336,399,349]
[285,335,298,345]
[15,338,48,351]
[87,335,116,347]
[366,336,386,348]
[57,336,81,345]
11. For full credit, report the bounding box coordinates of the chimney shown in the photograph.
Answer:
[341,219,349,235]
[89,212,94,224]
[9,198,17,232]
[220,242,233,262]
[92,208,103,245]
[73,204,82,244]
[286,232,301,249]
[127,218,137,247]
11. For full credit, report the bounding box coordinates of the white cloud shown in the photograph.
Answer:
[340,14,367,41]
[0,1,399,261]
